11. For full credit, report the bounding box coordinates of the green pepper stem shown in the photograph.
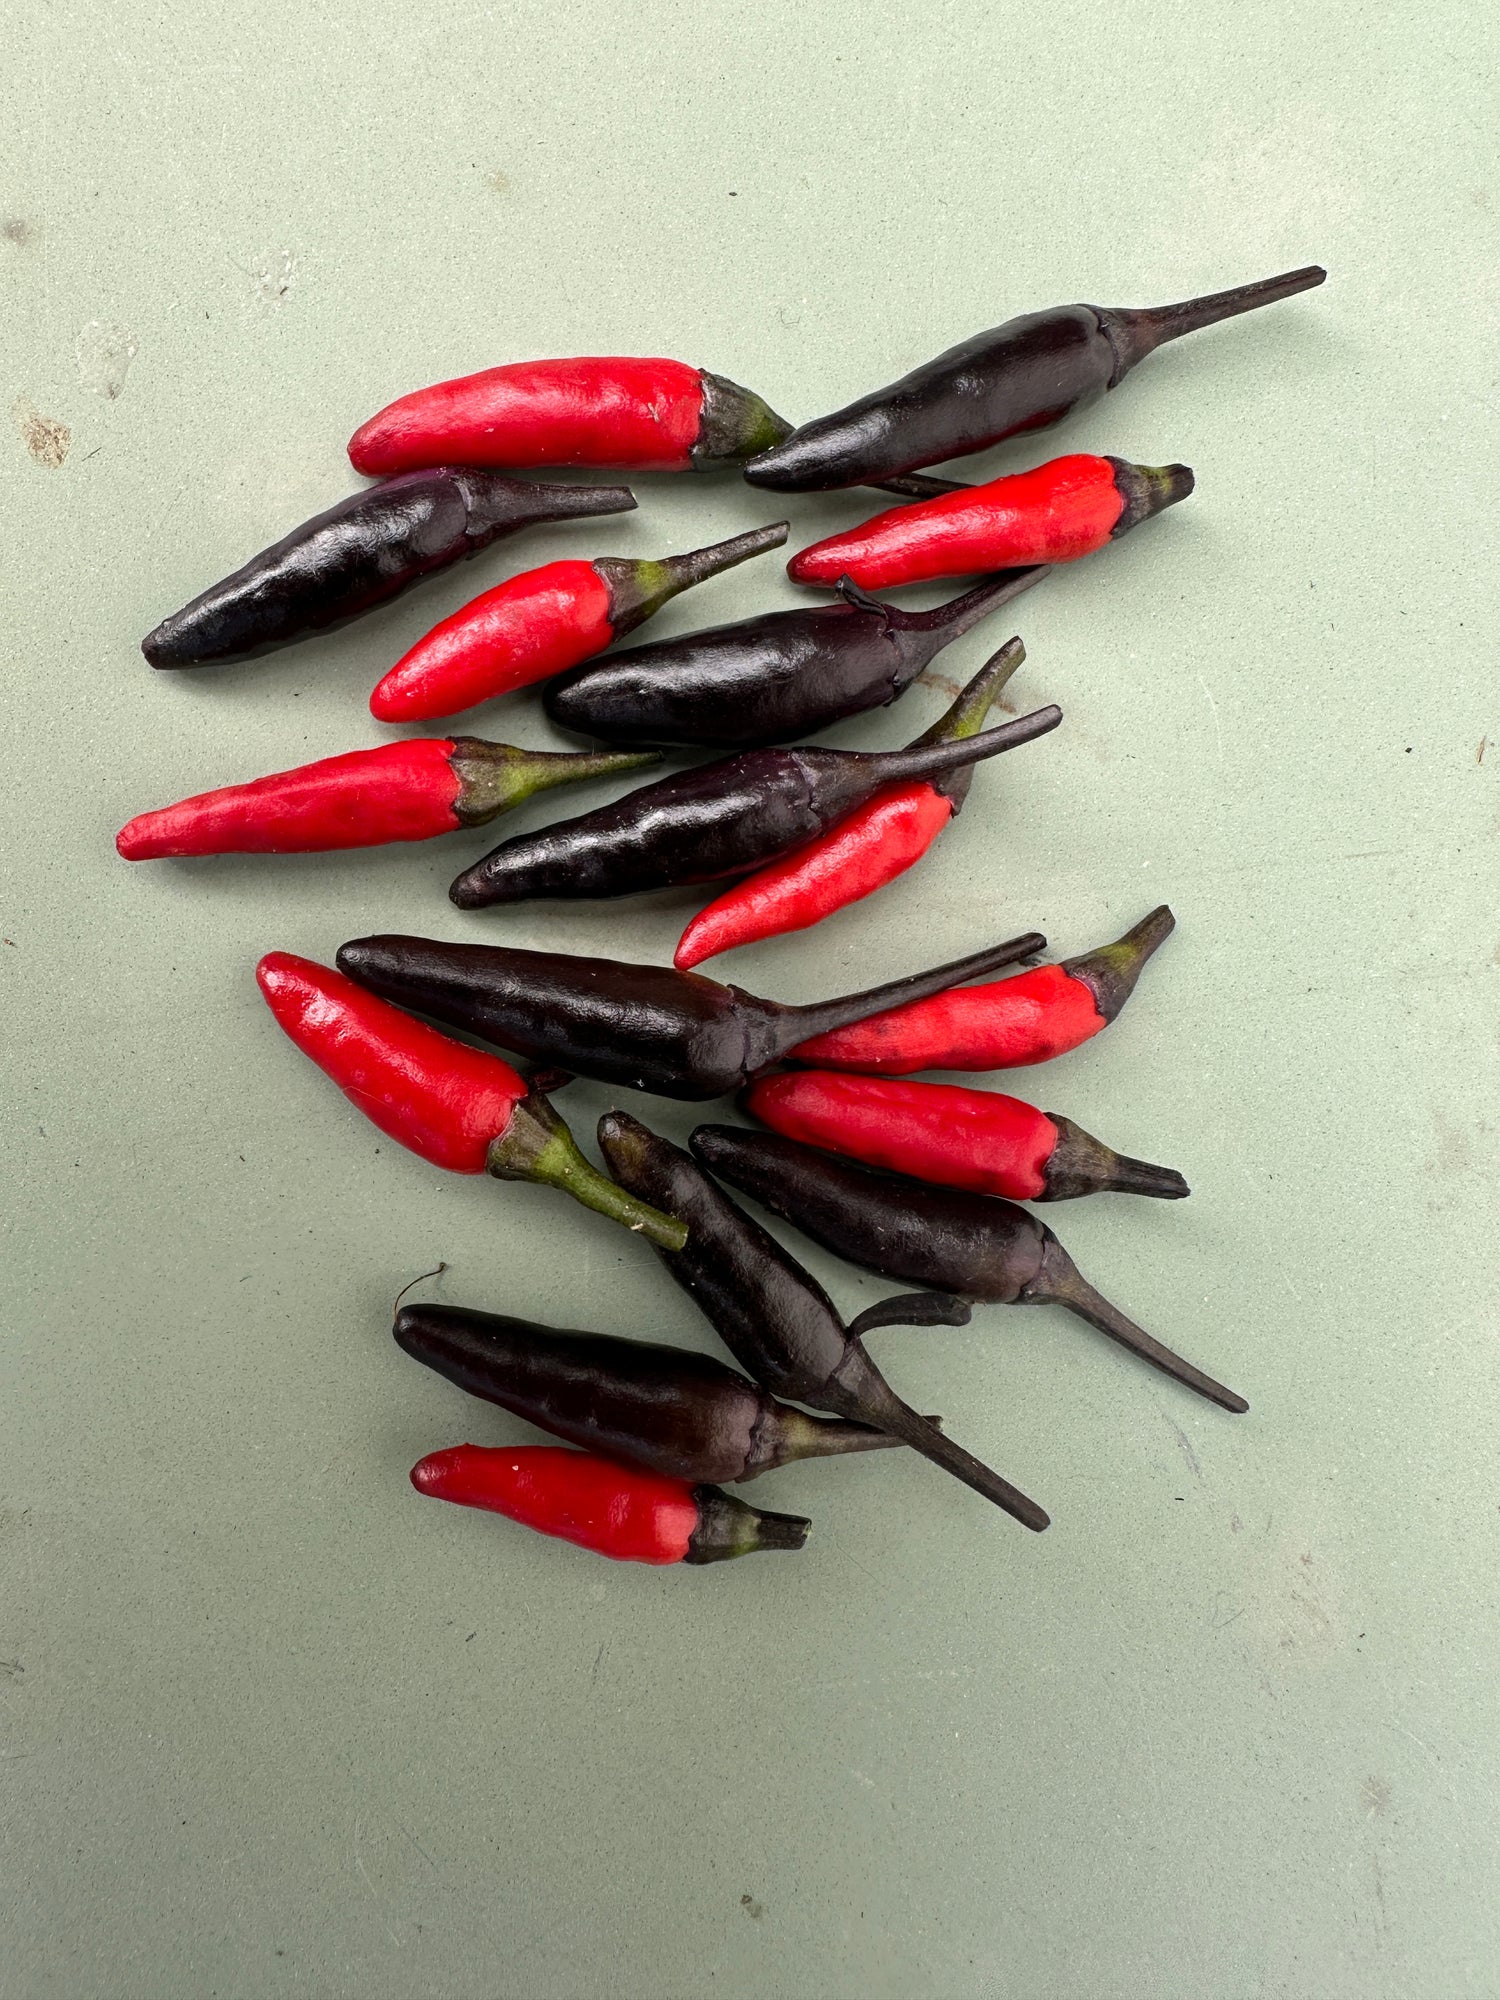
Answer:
[596,522,790,638]
[685,1485,810,1562]
[1063,905,1176,1023]
[449,739,660,825]
[487,1085,688,1250]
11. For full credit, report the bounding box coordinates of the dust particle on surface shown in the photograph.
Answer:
[248,250,296,303]
[485,169,511,195]
[3,217,35,246]
[1362,1775,1392,1818]
[740,1894,764,1920]
[76,319,138,400]
[13,397,70,469]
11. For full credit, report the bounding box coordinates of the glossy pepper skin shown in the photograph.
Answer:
[544,565,1045,751]
[791,906,1176,1073]
[141,470,637,668]
[255,953,685,1248]
[369,523,789,724]
[597,1110,1049,1531]
[447,703,1062,909]
[787,456,1193,590]
[691,1126,1246,1413]
[115,737,658,859]
[395,1303,917,1483]
[744,1070,1188,1204]
[337,930,1044,1100]
[675,639,1027,968]
[745,265,1327,491]
[349,357,793,477]
[411,1444,809,1566]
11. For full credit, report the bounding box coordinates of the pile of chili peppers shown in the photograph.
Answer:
[123,264,1325,1569]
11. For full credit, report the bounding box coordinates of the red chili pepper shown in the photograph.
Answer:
[256,953,686,1245]
[743,1070,1189,1203]
[348,358,791,478]
[116,738,657,860]
[789,907,1175,1072]
[787,454,1193,590]
[370,524,787,724]
[409,1444,809,1566]
[674,638,1026,968]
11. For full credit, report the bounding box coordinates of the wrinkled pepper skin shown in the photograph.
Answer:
[447,704,1061,909]
[787,456,1193,590]
[543,566,1045,750]
[791,907,1176,1073]
[690,1125,1246,1412]
[395,1302,913,1483]
[116,737,658,859]
[141,470,637,668]
[337,930,1044,1100]
[349,357,792,476]
[597,1110,1049,1531]
[675,639,1026,967]
[369,524,788,724]
[745,265,1327,491]
[410,1444,809,1565]
[744,1070,1189,1204]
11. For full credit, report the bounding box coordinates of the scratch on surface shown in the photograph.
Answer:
[397,1822,438,1871]
[1196,674,1225,764]
[590,1642,606,1687]
[1165,1417,1202,1480]
[352,1817,403,1949]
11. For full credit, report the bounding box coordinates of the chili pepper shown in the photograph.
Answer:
[411,1444,809,1566]
[596,1109,1049,1531]
[348,357,793,477]
[447,703,1061,909]
[543,565,1044,750]
[743,1071,1188,1203]
[786,455,1192,590]
[690,1126,1245,1412]
[396,1302,923,1482]
[369,523,789,725]
[789,906,1175,1073]
[745,265,1327,491]
[674,639,1026,968]
[335,929,1044,1100]
[255,953,685,1247]
[116,738,658,860]
[141,470,636,669]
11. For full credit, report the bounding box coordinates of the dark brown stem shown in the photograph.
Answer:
[876,566,1049,636]
[770,930,1047,1059]
[872,472,972,499]
[685,1486,809,1562]
[1041,1113,1189,1201]
[1063,905,1176,1023]
[1096,265,1326,380]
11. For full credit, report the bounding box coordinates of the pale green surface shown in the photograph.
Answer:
[2,2,1496,1994]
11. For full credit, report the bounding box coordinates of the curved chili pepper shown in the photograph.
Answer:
[790,906,1175,1073]
[787,455,1192,590]
[543,565,1044,750]
[349,357,793,477]
[396,1302,922,1482]
[336,929,1043,1100]
[674,639,1025,968]
[369,523,789,724]
[255,952,685,1247]
[116,738,657,860]
[745,265,1326,490]
[411,1444,809,1565]
[141,471,636,669]
[690,1125,1245,1412]
[596,1109,1048,1531]
[743,1070,1188,1203]
[447,704,1061,909]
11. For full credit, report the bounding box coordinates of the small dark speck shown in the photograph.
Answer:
[82,447,102,461]
[740,1893,764,1920]
[3,937,16,945]
[1405,747,1413,753]
[0,1659,24,1678]
[466,1631,476,1642]
[238,1155,245,1162]
[729,190,737,196]
[1174,1495,1185,1501]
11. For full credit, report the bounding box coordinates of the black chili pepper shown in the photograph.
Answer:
[595,1109,1049,1531]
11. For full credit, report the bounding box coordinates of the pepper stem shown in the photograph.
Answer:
[1027,1231,1247,1413]
[885,566,1049,637]
[1095,265,1326,381]
[692,372,796,469]
[873,472,972,500]
[772,930,1047,1059]
[862,704,1062,787]
[1041,1113,1189,1201]
[685,1485,810,1562]
[449,739,661,825]
[1063,905,1176,1024]
[763,1406,923,1471]
[487,1083,688,1250]
[912,639,1027,749]
[595,522,790,638]
[1107,460,1195,537]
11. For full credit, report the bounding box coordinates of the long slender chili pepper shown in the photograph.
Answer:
[787,455,1193,590]
[447,704,1061,909]
[116,738,658,859]
[543,565,1045,750]
[411,1444,809,1565]
[396,1303,921,1482]
[255,953,685,1247]
[674,639,1027,968]
[369,523,789,724]
[596,1109,1049,1531]
[790,906,1175,1073]
[141,471,636,668]
[690,1126,1246,1412]
[336,930,1044,1099]
[743,1070,1188,1203]
[348,357,793,477]
[745,265,1327,490]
